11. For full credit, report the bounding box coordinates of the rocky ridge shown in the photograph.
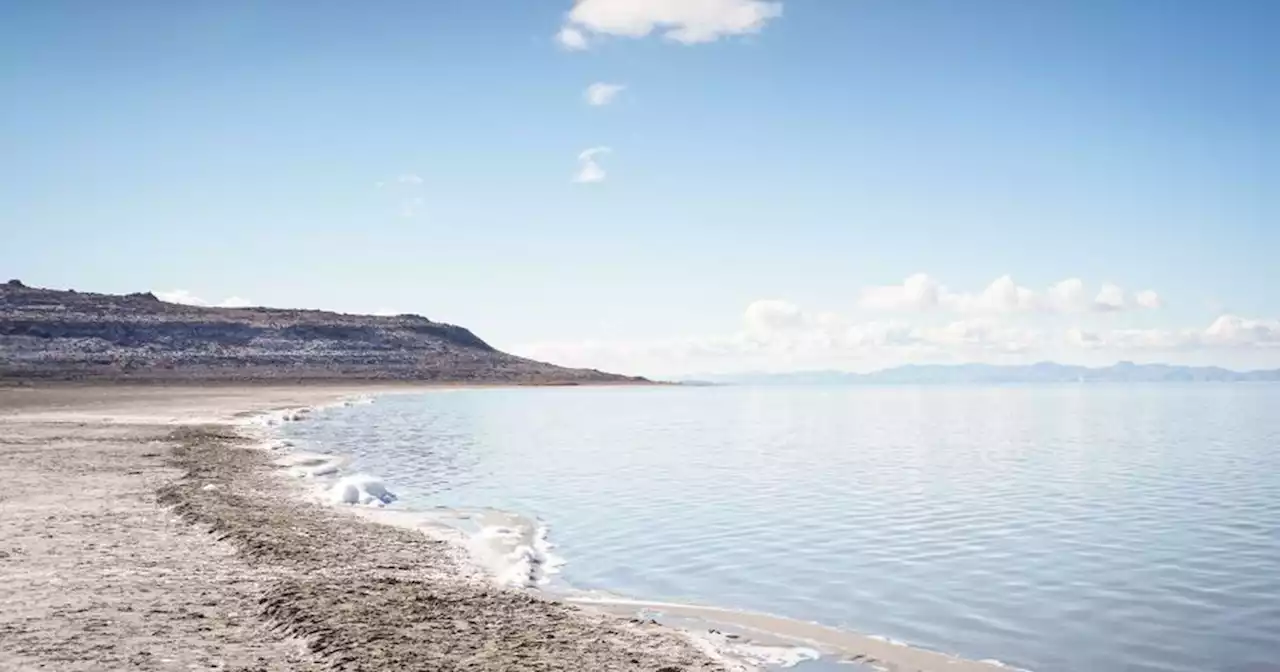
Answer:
[0,281,640,383]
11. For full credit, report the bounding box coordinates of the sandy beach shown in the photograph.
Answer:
[0,385,722,671]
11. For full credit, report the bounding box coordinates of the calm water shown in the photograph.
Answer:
[283,385,1280,672]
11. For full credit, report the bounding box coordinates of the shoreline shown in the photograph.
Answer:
[1,384,1012,672]
[0,378,672,391]
[243,388,1018,672]
[0,385,723,671]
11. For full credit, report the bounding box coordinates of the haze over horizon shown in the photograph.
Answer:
[3,1,1275,378]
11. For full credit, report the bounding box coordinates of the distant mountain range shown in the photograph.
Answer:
[685,362,1280,385]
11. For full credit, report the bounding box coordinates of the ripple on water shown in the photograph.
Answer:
[283,385,1280,672]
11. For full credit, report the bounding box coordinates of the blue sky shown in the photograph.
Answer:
[2,1,1276,375]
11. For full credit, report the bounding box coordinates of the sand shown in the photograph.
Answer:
[0,385,722,672]
[0,384,1009,672]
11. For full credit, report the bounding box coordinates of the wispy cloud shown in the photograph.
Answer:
[556,0,783,49]
[1135,290,1164,309]
[377,172,426,218]
[1093,283,1127,312]
[584,82,626,106]
[399,196,425,218]
[573,147,611,183]
[155,292,428,318]
[556,26,589,50]
[155,289,252,308]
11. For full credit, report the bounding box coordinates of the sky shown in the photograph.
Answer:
[1,0,1276,377]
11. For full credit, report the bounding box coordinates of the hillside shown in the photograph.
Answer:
[0,281,642,384]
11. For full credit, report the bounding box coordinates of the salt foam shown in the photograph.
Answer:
[461,510,566,588]
[686,630,821,671]
[249,396,574,588]
[328,474,397,506]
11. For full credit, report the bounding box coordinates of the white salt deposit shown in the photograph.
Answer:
[684,629,821,671]
[248,396,566,588]
[251,396,374,428]
[457,510,566,588]
[251,407,313,427]
[978,659,1028,670]
[328,474,397,506]
[724,642,820,669]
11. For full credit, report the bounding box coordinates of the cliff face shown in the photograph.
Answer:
[0,282,639,383]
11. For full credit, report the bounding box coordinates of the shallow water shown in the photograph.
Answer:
[283,385,1280,672]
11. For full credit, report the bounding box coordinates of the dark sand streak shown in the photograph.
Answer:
[160,426,725,671]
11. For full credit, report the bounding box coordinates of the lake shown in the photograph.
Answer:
[282,385,1280,672]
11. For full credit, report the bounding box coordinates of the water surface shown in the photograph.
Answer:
[284,385,1280,672]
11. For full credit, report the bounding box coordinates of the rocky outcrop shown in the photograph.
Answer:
[0,283,641,383]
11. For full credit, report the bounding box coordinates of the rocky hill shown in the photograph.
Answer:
[0,281,642,384]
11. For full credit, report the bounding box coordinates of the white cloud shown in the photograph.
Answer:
[397,173,424,185]
[1068,315,1280,352]
[1093,283,1127,312]
[913,318,1043,354]
[515,302,1280,377]
[573,146,611,183]
[556,26,589,50]
[557,0,783,48]
[1066,327,1194,351]
[1203,315,1280,347]
[743,299,804,334]
[1046,278,1088,312]
[858,273,942,311]
[859,274,1037,314]
[155,290,253,308]
[516,301,1048,376]
[1135,290,1163,309]
[584,82,626,106]
[218,296,252,308]
[959,275,1038,314]
[861,275,1160,315]
[154,289,203,305]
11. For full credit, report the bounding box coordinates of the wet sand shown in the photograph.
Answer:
[570,598,1014,672]
[0,385,1009,672]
